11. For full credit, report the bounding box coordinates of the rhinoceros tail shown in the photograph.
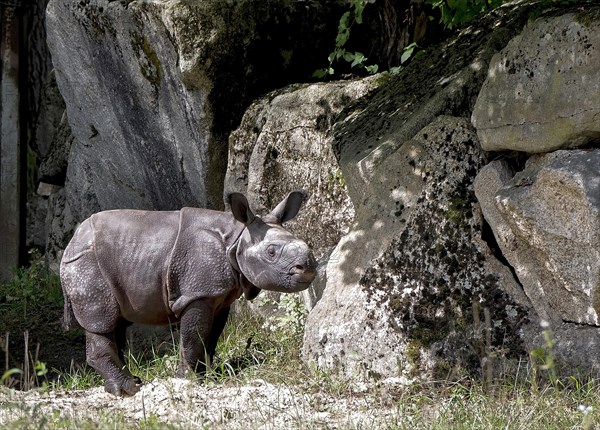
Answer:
[62,290,75,331]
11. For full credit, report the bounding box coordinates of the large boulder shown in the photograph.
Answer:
[472,13,600,153]
[47,0,207,218]
[46,0,341,222]
[300,3,542,379]
[303,116,534,378]
[474,150,600,372]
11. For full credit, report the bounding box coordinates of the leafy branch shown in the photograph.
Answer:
[314,0,379,78]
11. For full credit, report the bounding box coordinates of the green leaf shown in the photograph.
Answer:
[335,29,350,48]
[35,361,48,377]
[312,69,328,78]
[389,66,403,74]
[343,51,355,62]
[350,52,366,68]
[339,11,351,31]
[354,1,365,24]
[401,43,417,64]
[365,64,379,74]
[2,368,22,381]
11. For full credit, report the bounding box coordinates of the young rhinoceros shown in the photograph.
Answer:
[60,191,316,396]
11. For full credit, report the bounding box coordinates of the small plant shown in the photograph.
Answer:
[270,294,308,345]
[1,368,22,385]
[314,0,379,78]
[530,320,559,391]
[387,42,423,75]
[426,0,507,29]
[50,363,103,391]
[0,250,62,321]
[125,345,179,383]
[0,251,63,391]
[1,331,49,391]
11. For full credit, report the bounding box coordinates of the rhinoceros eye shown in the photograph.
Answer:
[266,244,277,259]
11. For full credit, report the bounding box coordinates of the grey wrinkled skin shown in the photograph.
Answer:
[60,191,316,396]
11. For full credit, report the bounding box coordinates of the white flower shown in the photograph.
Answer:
[540,320,550,328]
[578,404,592,415]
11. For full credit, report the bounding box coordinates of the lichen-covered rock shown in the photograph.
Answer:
[302,1,600,379]
[301,2,555,379]
[46,0,340,222]
[332,10,522,205]
[303,116,532,379]
[225,77,379,310]
[472,12,600,153]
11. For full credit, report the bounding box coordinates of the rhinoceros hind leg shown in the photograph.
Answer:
[113,319,142,385]
[86,331,141,396]
[176,299,213,377]
[114,319,133,364]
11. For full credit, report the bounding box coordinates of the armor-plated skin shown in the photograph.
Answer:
[60,191,316,396]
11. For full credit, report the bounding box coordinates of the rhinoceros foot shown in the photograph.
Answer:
[104,376,142,396]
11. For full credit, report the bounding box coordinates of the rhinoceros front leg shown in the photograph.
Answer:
[206,306,230,361]
[86,330,141,396]
[177,299,215,377]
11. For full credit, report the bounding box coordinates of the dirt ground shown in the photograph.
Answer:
[0,303,86,385]
[0,376,410,429]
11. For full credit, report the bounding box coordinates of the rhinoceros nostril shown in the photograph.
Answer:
[291,265,304,274]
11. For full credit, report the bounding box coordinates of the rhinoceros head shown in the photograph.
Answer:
[228,191,317,293]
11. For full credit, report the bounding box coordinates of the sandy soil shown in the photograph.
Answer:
[0,377,411,429]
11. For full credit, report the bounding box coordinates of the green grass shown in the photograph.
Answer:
[2,263,600,429]
[1,253,66,390]
[0,252,63,323]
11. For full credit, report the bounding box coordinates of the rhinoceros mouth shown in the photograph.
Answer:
[287,271,316,291]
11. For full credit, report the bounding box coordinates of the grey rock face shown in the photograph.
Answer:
[46,0,209,219]
[303,116,531,379]
[475,150,600,373]
[472,13,600,153]
[44,189,76,274]
[38,94,73,188]
[35,70,69,175]
[46,0,340,222]
[26,195,49,249]
[476,150,600,326]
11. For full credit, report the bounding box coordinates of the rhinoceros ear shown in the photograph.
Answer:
[228,193,256,225]
[265,191,306,224]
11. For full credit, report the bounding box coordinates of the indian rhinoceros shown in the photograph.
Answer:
[60,191,316,396]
